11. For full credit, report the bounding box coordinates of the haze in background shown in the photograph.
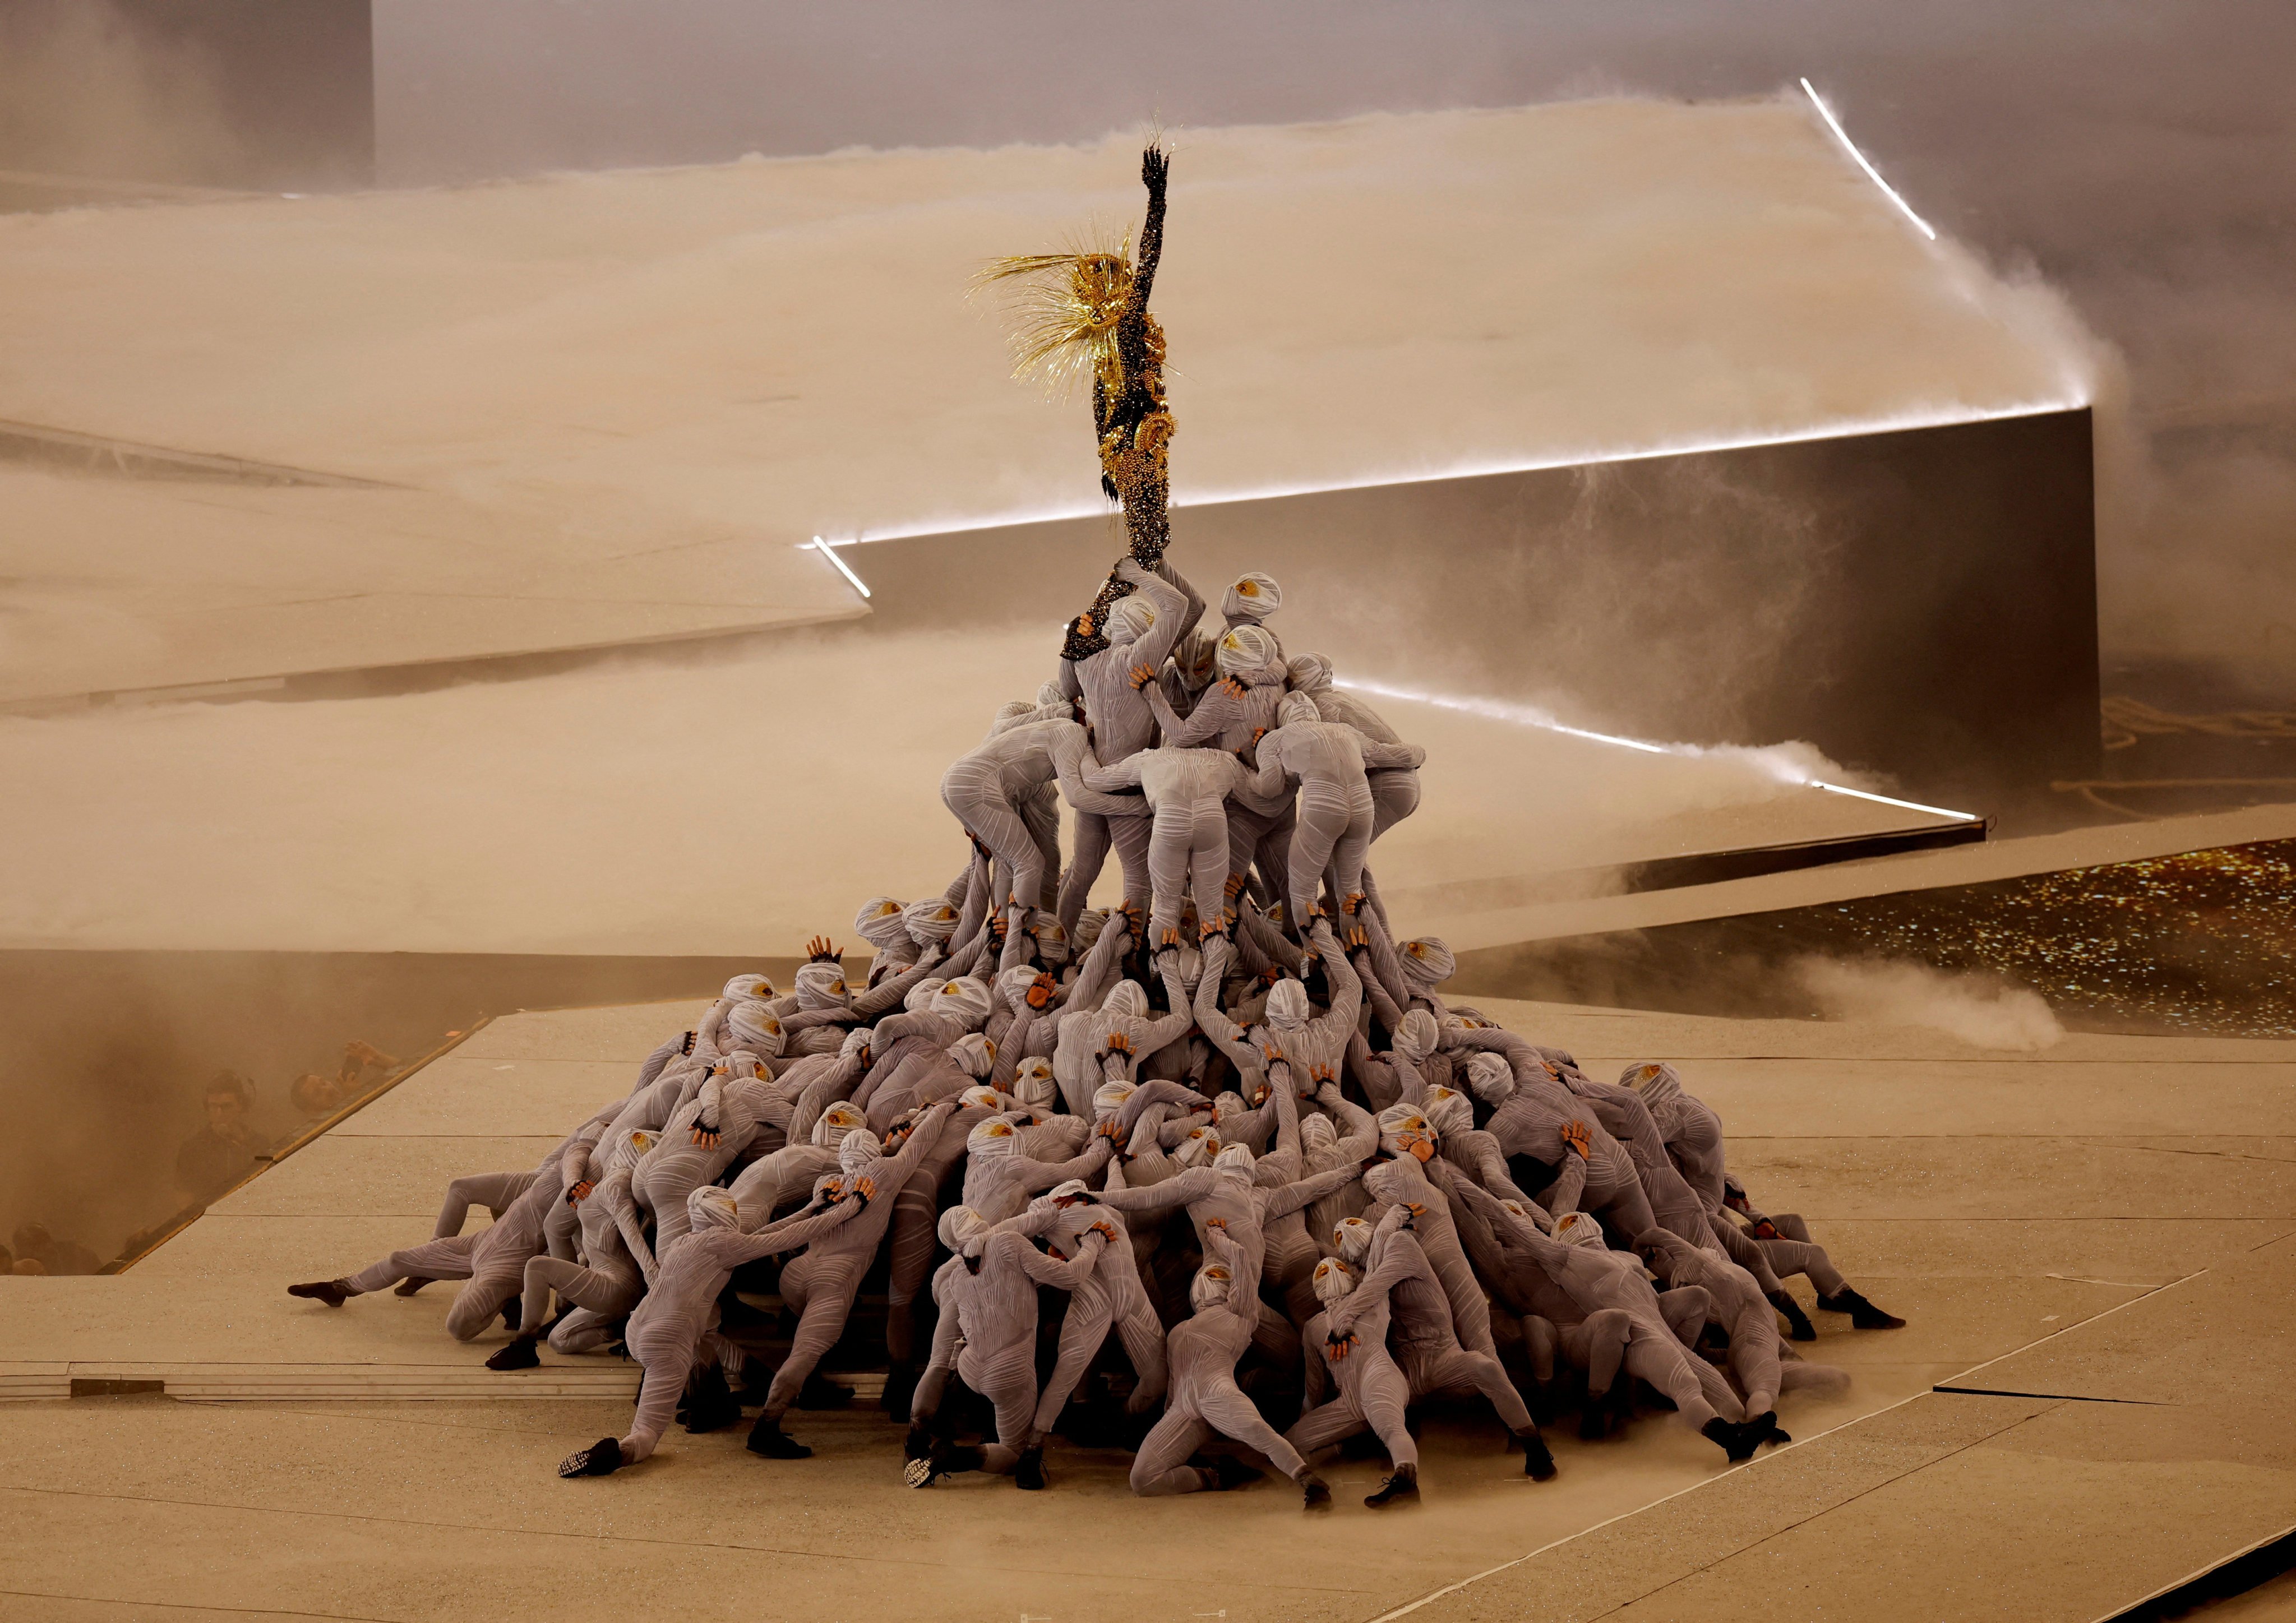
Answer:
[371,0,2294,691]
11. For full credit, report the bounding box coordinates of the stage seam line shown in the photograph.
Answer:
[1361,1397,2055,1623]
[0,1585,394,1623]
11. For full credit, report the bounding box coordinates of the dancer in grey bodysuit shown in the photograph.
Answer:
[906,1206,1110,1490]
[486,1128,654,1369]
[1126,1224,1332,1506]
[1080,738,1290,949]
[745,1101,958,1459]
[1636,1226,1849,1446]
[1056,556,1202,937]
[1246,692,1424,938]
[1456,1182,1763,1460]
[557,1185,863,1478]
[1287,1255,1423,1506]
[1325,1205,1555,1479]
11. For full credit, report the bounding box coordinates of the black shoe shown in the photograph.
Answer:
[1769,1291,1817,1342]
[1702,1417,1761,1463]
[558,1436,622,1478]
[1365,1464,1420,1508]
[1818,1288,1906,1330]
[501,1295,521,1333]
[1014,1445,1046,1491]
[287,1279,352,1308]
[392,1277,432,1297]
[906,1442,982,1487]
[1207,1455,1262,1492]
[680,1363,738,1433]
[745,1417,812,1459]
[1517,1428,1558,1481]
[486,1338,540,1371]
[1299,1471,1333,1510]
[1752,1411,1791,1445]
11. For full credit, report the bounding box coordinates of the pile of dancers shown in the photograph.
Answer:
[287,554,1905,1509]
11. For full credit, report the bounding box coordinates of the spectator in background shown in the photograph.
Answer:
[11,1221,99,1275]
[175,1070,262,1207]
[290,1041,400,1122]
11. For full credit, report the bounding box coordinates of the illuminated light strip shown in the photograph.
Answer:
[1800,76,1938,242]
[830,399,2079,545]
[805,535,871,599]
[1336,675,1978,823]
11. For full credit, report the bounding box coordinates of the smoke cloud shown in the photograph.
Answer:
[1794,955,2065,1052]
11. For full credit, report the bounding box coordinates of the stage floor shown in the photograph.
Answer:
[3,994,2289,1621]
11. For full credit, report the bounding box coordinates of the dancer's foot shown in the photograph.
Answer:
[1818,1288,1906,1330]
[1702,1417,1762,1463]
[1517,1427,1558,1481]
[1769,1291,1818,1342]
[287,1279,352,1307]
[558,1437,622,1478]
[1014,1444,1046,1491]
[745,1417,812,1459]
[1299,1470,1333,1510]
[1365,1464,1420,1508]
[392,1277,432,1297]
[486,1338,540,1371]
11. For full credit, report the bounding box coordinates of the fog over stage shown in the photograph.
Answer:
[0,94,2090,954]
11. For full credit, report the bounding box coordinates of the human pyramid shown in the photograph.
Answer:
[285,141,1904,1510]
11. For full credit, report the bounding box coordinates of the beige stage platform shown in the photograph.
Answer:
[3,992,2290,1621]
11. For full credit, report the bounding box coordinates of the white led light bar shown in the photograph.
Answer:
[828,399,2078,546]
[1335,674,1977,823]
[1801,76,1938,242]
[805,535,871,599]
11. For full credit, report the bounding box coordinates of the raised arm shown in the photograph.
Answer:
[1309,922,1361,1037]
[1262,1159,1364,1223]
[1010,1227,1110,1291]
[1092,1164,1215,1217]
[1319,1083,1379,1164]
[727,1189,863,1264]
[849,950,946,1020]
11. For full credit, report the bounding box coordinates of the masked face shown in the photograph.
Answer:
[1014,1058,1057,1109]
[1333,1217,1374,1265]
[838,1130,879,1175]
[1466,1053,1516,1106]
[958,1085,1003,1111]
[722,973,775,1001]
[967,1118,1020,1160]
[1300,1113,1338,1157]
[1555,1212,1607,1250]
[1311,1256,1356,1306]
[728,1006,786,1058]
[936,1205,988,1253]
[1103,981,1146,1021]
[1393,1009,1439,1063]
[1107,595,1157,645]
[1174,1127,1220,1168]
[794,964,848,1010]
[1214,1142,1255,1178]
[854,898,908,950]
[1399,937,1455,988]
[1378,1105,1437,1162]
[811,1103,866,1147]
[951,1034,996,1078]
[1028,914,1070,968]
[1422,1086,1472,1140]
[1092,1079,1135,1118]
[687,1187,740,1232]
